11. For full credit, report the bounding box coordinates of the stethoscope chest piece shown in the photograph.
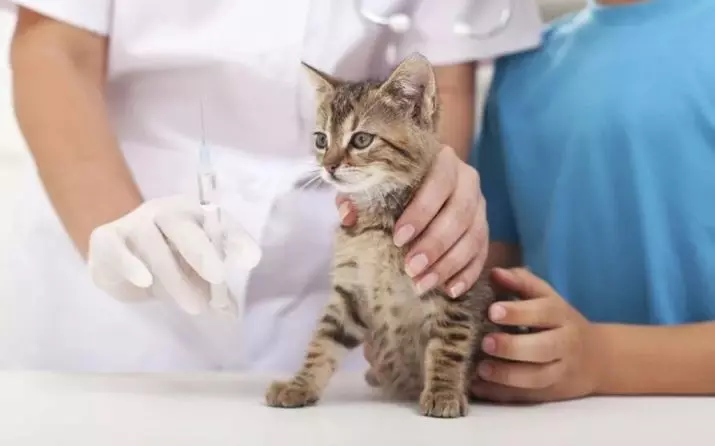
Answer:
[358,0,514,41]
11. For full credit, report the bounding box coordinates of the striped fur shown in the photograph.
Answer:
[265,53,498,418]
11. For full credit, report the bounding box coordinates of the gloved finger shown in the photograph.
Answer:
[88,226,153,288]
[175,250,211,302]
[155,211,225,285]
[209,282,238,317]
[91,271,153,302]
[131,224,208,315]
[223,218,262,270]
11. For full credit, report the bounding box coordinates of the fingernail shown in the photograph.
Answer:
[406,253,428,277]
[478,362,493,378]
[338,202,351,222]
[490,304,506,322]
[495,267,514,280]
[482,336,496,354]
[393,225,415,247]
[449,282,465,298]
[415,273,438,294]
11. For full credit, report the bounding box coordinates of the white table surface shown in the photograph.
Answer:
[1,372,713,445]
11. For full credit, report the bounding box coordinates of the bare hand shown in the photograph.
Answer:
[336,145,488,297]
[471,268,604,403]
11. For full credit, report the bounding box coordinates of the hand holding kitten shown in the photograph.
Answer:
[471,267,604,403]
[336,144,488,297]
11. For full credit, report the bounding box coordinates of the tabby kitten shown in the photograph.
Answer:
[265,53,498,418]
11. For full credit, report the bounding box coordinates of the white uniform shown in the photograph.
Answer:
[0,0,542,372]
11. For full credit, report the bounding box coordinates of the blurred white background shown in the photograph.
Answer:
[0,0,585,249]
[0,10,29,246]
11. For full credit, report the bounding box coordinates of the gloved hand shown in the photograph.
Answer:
[87,195,262,315]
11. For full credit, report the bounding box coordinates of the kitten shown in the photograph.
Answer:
[265,53,499,418]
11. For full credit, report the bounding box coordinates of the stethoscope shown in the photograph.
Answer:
[356,0,514,39]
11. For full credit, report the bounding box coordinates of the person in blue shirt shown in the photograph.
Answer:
[469,0,715,402]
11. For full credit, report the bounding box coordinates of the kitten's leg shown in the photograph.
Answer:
[419,300,476,418]
[265,285,368,408]
[364,368,382,387]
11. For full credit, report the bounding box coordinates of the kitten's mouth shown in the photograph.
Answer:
[321,168,377,193]
[321,167,405,207]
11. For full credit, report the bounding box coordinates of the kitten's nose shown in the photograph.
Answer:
[325,163,339,175]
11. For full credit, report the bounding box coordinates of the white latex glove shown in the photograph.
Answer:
[87,196,262,315]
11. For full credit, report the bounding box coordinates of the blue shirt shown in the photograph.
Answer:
[471,0,715,325]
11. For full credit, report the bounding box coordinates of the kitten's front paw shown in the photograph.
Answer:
[419,388,469,418]
[265,379,320,408]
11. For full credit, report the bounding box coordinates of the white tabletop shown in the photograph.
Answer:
[1,372,713,445]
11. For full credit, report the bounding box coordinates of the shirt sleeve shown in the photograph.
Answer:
[394,0,543,66]
[470,63,519,244]
[0,0,112,35]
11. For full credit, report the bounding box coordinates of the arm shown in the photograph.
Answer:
[595,322,715,395]
[11,8,143,256]
[471,62,522,273]
[434,63,477,161]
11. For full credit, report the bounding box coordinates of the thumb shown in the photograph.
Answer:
[335,193,348,207]
[491,267,554,300]
[224,223,262,270]
[335,194,357,227]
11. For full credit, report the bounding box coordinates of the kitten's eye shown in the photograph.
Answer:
[350,132,375,149]
[314,132,328,150]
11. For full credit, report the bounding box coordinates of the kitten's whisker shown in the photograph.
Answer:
[298,174,325,190]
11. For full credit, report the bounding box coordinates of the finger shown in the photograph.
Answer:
[487,296,569,329]
[335,192,357,226]
[131,224,208,315]
[91,272,152,302]
[393,146,457,247]
[477,359,566,390]
[223,216,263,269]
[404,183,476,282]
[175,250,236,316]
[470,380,547,404]
[442,215,489,296]
[335,195,358,227]
[175,249,211,299]
[481,327,569,364]
[209,283,238,317]
[442,248,489,299]
[156,209,225,284]
[491,267,555,300]
[89,226,153,289]
[335,193,349,208]
[412,222,476,296]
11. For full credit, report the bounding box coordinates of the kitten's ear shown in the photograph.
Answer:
[379,52,437,106]
[301,62,337,97]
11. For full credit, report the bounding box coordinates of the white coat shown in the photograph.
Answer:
[0,0,542,372]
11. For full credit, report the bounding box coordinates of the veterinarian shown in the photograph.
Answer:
[466,0,715,401]
[0,0,542,371]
